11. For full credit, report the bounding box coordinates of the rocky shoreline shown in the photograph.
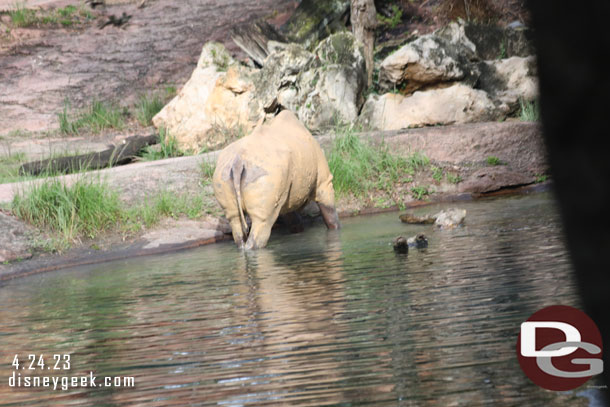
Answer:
[0,120,549,279]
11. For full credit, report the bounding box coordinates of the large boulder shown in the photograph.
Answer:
[435,21,535,61]
[253,41,317,113]
[153,43,261,152]
[295,32,366,129]
[477,56,538,112]
[251,32,366,131]
[359,83,498,130]
[378,35,479,93]
[154,33,366,151]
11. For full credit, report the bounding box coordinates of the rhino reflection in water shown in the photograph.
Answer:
[213,110,340,250]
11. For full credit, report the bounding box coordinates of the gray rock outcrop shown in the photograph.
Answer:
[154,32,366,151]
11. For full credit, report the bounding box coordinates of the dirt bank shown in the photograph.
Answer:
[0,0,296,136]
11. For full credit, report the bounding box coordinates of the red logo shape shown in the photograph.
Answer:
[517,305,603,391]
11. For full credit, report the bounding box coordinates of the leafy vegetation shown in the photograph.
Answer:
[377,4,403,29]
[410,185,429,200]
[327,123,428,197]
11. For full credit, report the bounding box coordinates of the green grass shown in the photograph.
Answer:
[12,177,122,247]
[410,185,429,200]
[327,124,428,197]
[11,176,219,250]
[139,128,183,161]
[486,156,501,166]
[8,3,92,28]
[519,98,540,122]
[9,3,37,27]
[59,100,127,135]
[377,4,403,29]
[123,191,218,231]
[431,166,443,182]
[200,157,216,179]
[446,172,463,184]
[134,93,166,126]
[0,152,26,184]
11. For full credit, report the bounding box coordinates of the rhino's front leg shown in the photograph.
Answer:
[319,203,340,230]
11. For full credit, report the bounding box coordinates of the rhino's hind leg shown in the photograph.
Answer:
[244,204,283,250]
[229,217,246,249]
[244,218,274,250]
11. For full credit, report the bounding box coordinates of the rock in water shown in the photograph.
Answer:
[434,208,466,228]
[393,236,409,254]
[399,212,436,224]
[407,234,428,248]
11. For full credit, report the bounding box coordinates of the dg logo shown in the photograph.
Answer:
[517,305,604,391]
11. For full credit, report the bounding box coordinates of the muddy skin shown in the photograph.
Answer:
[213,110,340,250]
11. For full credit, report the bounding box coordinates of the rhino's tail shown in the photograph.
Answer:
[230,157,249,237]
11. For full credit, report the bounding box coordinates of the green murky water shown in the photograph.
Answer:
[0,193,604,406]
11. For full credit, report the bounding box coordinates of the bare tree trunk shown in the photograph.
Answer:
[351,0,377,89]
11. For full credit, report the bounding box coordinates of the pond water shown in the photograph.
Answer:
[0,193,605,406]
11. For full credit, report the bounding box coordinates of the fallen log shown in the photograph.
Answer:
[19,133,159,176]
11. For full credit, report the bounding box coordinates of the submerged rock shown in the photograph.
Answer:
[393,233,429,253]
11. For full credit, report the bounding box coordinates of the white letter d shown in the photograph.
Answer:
[521,321,581,357]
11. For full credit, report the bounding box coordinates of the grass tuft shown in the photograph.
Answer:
[139,128,183,161]
[519,98,540,122]
[9,3,37,27]
[486,156,501,166]
[58,100,126,135]
[134,93,166,127]
[12,177,121,245]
